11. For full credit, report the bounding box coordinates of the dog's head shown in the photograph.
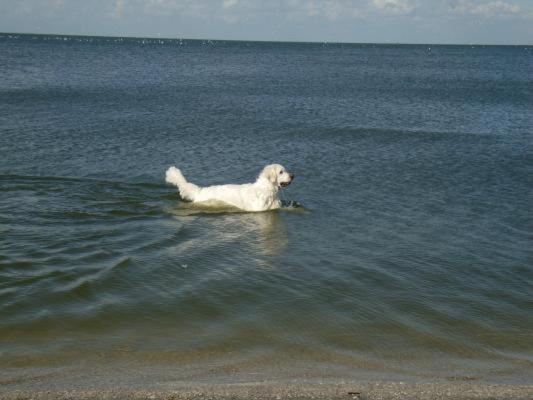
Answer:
[258,164,294,189]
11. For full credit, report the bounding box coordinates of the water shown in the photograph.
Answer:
[1,34,532,386]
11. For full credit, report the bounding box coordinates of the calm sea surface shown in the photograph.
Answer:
[1,34,532,385]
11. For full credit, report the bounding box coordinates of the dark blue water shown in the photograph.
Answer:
[1,33,532,385]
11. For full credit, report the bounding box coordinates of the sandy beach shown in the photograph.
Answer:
[2,363,532,400]
[3,380,533,400]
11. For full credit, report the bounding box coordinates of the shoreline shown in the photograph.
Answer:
[3,381,533,400]
[3,356,532,399]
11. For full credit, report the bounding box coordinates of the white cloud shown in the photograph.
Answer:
[10,0,66,16]
[372,0,414,14]
[143,0,181,14]
[452,1,520,17]
[139,0,209,17]
[297,1,363,20]
[109,0,127,18]
[223,0,239,9]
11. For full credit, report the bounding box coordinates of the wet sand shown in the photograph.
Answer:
[2,366,532,400]
[2,354,532,400]
[2,381,533,400]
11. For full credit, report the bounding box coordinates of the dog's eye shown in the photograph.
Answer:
[279,171,283,174]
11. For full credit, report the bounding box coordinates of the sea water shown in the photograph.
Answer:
[0,34,532,386]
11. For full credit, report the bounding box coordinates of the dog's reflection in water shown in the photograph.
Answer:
[168,201,288,261]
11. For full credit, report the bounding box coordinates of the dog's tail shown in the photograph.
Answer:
[165,166,200,201]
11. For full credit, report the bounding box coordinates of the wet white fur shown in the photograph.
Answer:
[165,164,293,212]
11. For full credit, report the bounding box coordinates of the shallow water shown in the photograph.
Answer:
[1,34,532,385]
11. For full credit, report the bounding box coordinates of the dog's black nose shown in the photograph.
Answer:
[290,173,295,179]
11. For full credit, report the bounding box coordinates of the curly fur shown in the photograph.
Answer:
[165,164,294,212]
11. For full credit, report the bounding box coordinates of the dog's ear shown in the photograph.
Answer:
[267,167,277,184]
[261,165,277,184]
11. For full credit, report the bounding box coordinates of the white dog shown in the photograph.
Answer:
[165,164,294,212]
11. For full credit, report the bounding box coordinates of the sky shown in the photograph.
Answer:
[0,0,532,45]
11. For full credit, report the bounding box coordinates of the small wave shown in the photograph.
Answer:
[0,174,85,184]
[50,256,135,298]
[0,260,34,270]
[113,257,135,269]
[279,200,310,213]
[166,199,308,216]
[167,200,250,216]
[61,210,98,219]
[0,174,167,190]
[1,174,171,226]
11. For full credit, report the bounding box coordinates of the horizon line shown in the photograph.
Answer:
[1,31,532,47]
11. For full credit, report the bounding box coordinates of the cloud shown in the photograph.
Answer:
[452,1,520,17]
[106,0,243,20]
[1,0,531,44]
[372,0,414,14]
[7,0,66,16]
[294,1,364,20]
[109,0,127,18]
[138,0,209,17]
[223,0,239,9]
